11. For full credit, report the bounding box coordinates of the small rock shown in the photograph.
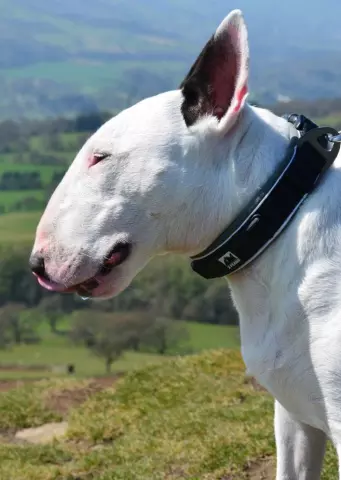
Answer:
[15,421,68,444]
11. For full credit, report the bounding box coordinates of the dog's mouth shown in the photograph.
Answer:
[34,242,131,297]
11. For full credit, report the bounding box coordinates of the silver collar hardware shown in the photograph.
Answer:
[329,132,341,144]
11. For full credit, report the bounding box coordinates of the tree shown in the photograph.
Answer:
[143,317,190,355]
[0,303,41,346]
[183,283,239,325]
[38,296,64,333]
[0,303,25,344]
[41,133,63,152]
[70,311,152,373]
[0,246,43,307]
[111,312,154,352]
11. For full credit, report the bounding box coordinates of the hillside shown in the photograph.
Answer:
[1,0,341,118]
[0,350,337,479]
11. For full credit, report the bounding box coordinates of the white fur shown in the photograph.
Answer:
[31,9,341,477]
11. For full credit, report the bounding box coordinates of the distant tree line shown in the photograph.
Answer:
[70,311,190,372]
[269,98,341,128]
[0,245,239,372]
[0,246,239,328]
[0,170,65,192]
[0,302,190,373]
[0,172,42,190]
[0,170,66,214]
[2,96,341,159]
[0,112,112,155]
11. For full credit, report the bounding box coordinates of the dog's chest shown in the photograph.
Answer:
[240,306,341,433]
[242,333,326,427]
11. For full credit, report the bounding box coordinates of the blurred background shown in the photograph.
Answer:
[0,0,339,381]
[0,2,340,478]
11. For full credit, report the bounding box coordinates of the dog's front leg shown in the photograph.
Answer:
[274,400,326,479]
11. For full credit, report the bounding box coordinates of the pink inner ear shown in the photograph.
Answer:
[210,22,243,118]
[211,46,237,116]
[234,84,248,113]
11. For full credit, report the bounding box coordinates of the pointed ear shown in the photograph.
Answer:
[180,9,249,133]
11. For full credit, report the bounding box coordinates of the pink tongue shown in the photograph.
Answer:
[34,273,75,293]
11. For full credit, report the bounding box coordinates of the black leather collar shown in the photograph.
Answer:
[190,115,340,279]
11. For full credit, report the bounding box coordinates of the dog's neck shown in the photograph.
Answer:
[203,104,298,330]
[223,104,296,221]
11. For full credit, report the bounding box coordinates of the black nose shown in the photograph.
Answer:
[29,254,46,278]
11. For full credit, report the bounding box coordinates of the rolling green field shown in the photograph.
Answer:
[0,129,83,214]
[0,190,44,207]
[0,321,240,379]
[185,322,239,351]
[0,162,65,181]
[3,60,186,91]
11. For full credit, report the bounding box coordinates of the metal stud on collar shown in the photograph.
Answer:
[329,132,341,144]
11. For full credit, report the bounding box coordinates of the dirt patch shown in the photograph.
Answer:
[0,379,38,392]
[246,457,276,479]
[46,376,121,416]
[0,376,123,445]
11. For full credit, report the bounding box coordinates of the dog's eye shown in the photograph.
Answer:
[89,152,110,168]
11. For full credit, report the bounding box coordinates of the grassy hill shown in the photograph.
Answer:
[0,350,337,479]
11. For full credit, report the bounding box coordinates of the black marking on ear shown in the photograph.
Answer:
[180,36,215,127]
[180,31,238,127]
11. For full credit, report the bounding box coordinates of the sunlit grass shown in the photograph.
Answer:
[0,350,336,478]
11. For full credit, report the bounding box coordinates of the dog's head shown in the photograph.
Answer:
[30,10,250,299]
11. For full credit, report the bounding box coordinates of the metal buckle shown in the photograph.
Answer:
[329,132,341,144]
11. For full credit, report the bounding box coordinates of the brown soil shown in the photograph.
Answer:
[0,374,121,398]
[0,379,38,392]
[46,376,122,416]
[246,457,276,479]
[0,376,122,445]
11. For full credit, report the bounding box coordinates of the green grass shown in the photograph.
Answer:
[0,380,62,430]
[185,322,239,351]
[317,114,341,129]
[0,350,337,479]
[0,344,166,378]
[0,211,40,244]
[0,190,45,209]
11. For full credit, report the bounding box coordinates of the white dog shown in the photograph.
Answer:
[29,9,341,479]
